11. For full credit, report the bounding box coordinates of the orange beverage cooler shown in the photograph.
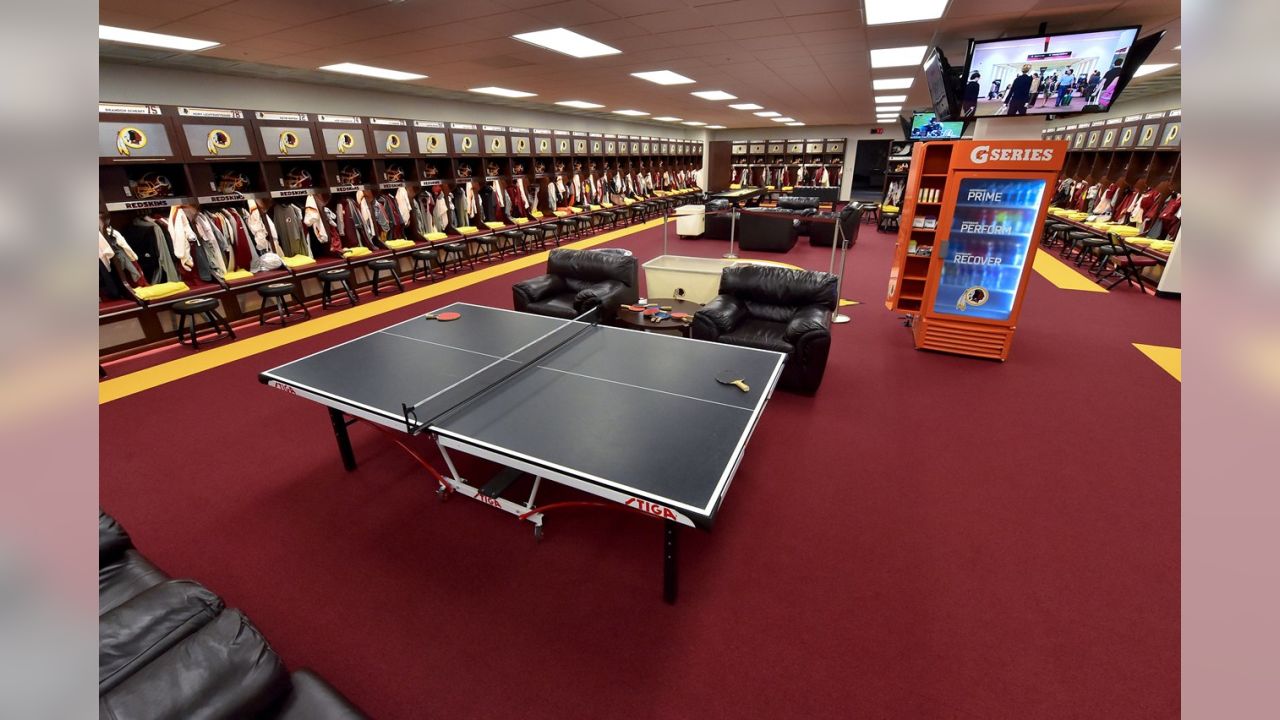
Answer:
[884,140,1068,360]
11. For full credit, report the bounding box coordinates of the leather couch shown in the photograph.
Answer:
[692,265,838,394]
[745,196,819,234]
[737,211,800,252]
[99,511,366,719]
[808,203,865,248]
[702,199,738,241]
[513,248,639,321]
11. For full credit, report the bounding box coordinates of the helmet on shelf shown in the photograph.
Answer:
[134,173,173,199]
[285,168,313,189]
[336,165,362,185]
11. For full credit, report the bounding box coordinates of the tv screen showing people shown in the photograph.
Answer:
[909,113,964,140]
[963,26,1140,117]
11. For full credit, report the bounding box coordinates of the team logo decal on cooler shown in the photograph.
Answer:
[626,498,678,520]
[337,132,356,154]
[955,286,991,312]
[969,145,1056,164]
[116,127,147,156]
[279,130,300,154]
[206,128,232,155]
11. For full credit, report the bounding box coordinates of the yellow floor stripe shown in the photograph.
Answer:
[1132,343,1181,382]
[1032,251,1108,293]
[99,220,666,405]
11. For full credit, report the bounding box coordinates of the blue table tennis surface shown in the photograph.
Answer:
[261,303,786,527]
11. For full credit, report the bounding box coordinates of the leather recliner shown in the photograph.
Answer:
[513,248,639,321]
[737,212,800,252]
[692,265,838,394]
[702,200,738,241]
[809,203,865,248]
[99,510,366,719]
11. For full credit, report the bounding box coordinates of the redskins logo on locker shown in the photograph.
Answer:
[491,137,502,152]
[385,133,402,152]
[206,128,232,155]
[426,135,440,152]
[116,127,147,156]
[517,139,528,152]
[278,130,300,155]
[336,132,356,154]
[462,136,474,151]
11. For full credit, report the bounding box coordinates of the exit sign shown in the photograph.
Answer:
[869,127,885,134]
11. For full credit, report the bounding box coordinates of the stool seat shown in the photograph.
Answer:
[256,281,310,326]
[320,267,352,280]
[410,247,437,258]
[319,266,358,308]
[173,297,219,314]
[368,257,397,269]
[258,282,295,298]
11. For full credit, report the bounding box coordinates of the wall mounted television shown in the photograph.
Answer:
[961,25,1142,118]
[922,46,962,121]
[909,112,965,140]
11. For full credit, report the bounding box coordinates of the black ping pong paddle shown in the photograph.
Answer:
[715,371,750,393]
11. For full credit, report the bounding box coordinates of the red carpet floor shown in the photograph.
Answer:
[100,219,1180,719]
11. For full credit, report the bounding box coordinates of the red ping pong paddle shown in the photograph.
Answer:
[670,312,691,319]
[642,308,659,316]
[715,371,750,393]
[424,311,461,321]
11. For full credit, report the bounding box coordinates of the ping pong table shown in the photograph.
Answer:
[260,302,786,602]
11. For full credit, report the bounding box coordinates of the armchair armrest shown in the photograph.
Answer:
[512,274,567,306]
[692,294,748,340]
[785,304,832,343]
[574,279,628,314]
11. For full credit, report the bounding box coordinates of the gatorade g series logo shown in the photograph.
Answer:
[279,130,300,154]
[116,127,147,156]
[336,132,356,154]
[206,128,232,155]
[969,145,1056,164]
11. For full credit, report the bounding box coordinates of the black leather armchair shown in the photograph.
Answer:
[809,203,865,247]
[692,265,838,394]
[702,200,738,241]
[513,248,639,321]
[737,212,800,252]
[99,510,366,719]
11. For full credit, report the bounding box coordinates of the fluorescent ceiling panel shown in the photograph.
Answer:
[613,109,650,116]
[707,125,726,129]
[691,90,737,101]
[865,0,949,26]
[631,70,696,85]
[770,117,796,123]
[512,28,621,58]
[876,105,903,112]
[98,25,220,51]
[754,111,781,117]
[1133,63,1178,77]
[786,122,806,126]
[470,86,536,97]
[870,46,928,68]
[682,121,707,126]
[874,95,907,103]
[319,62,428,81]
[555,100,604,109]
[872,77,914,90]
[729,103,763,110]
[654,116,683,121]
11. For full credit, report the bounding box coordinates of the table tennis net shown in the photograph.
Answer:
[402,307,600,433]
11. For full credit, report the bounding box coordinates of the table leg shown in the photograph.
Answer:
[329,408,357,471]
[663,519,679,604]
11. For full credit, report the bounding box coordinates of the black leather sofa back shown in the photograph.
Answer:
[777,195,820,211]
[720,265,838,316]
[547,248,637,292]
[737,212,799,252]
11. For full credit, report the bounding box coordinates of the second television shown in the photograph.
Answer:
[961,25,1140,118]
[909,112,964,140]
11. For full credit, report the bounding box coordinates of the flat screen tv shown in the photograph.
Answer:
[961,25,1141,118]
[922,47,962,121]
[909,112,965,140]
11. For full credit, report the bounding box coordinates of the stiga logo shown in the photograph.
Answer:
[267,381,297,395]
[626,498,678,520]
[969,145,1055,164]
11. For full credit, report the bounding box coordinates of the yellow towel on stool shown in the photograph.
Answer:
[424,232,448,242]
[484,221,507,229]
[222,270,253,282]
[133,282,189,301]
[881,205,899,213]
[384,239,415,249]
[282,254,317,266]
[455,226,479,235]
[341,248,371,259]
[530,211,544,218]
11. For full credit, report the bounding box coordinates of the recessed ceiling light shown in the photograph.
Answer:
[631,70,696,85]
[654,116,683,122]
[512,28,621,58]
[691,90,737,101]
[613,109,650,116]
[1174,45,1181,50]
[98,25,220,51]
[1132,63,1178,77]
[874,95,907,103]
[729,103,763,110]
[864,0,948,26]
[770,117,796,123]
[707,125,726,129]
[786,122,806,126]
[682,121,708,126]
[873,78,914,90]
[754,111,781,117]
[319,62,428,81]
[870,45,928,68]
[470,86,536,98]
[876,105,903,112]
[555,100,605,109]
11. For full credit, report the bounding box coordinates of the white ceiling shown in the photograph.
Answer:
[99,0,1182,129]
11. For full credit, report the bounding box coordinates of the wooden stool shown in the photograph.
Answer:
[439,240,472,273]
[257,281,310,326]
[172,297,236,349]
[319,267,359,308]
[410,248,445,282]
[368,257,404,295]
